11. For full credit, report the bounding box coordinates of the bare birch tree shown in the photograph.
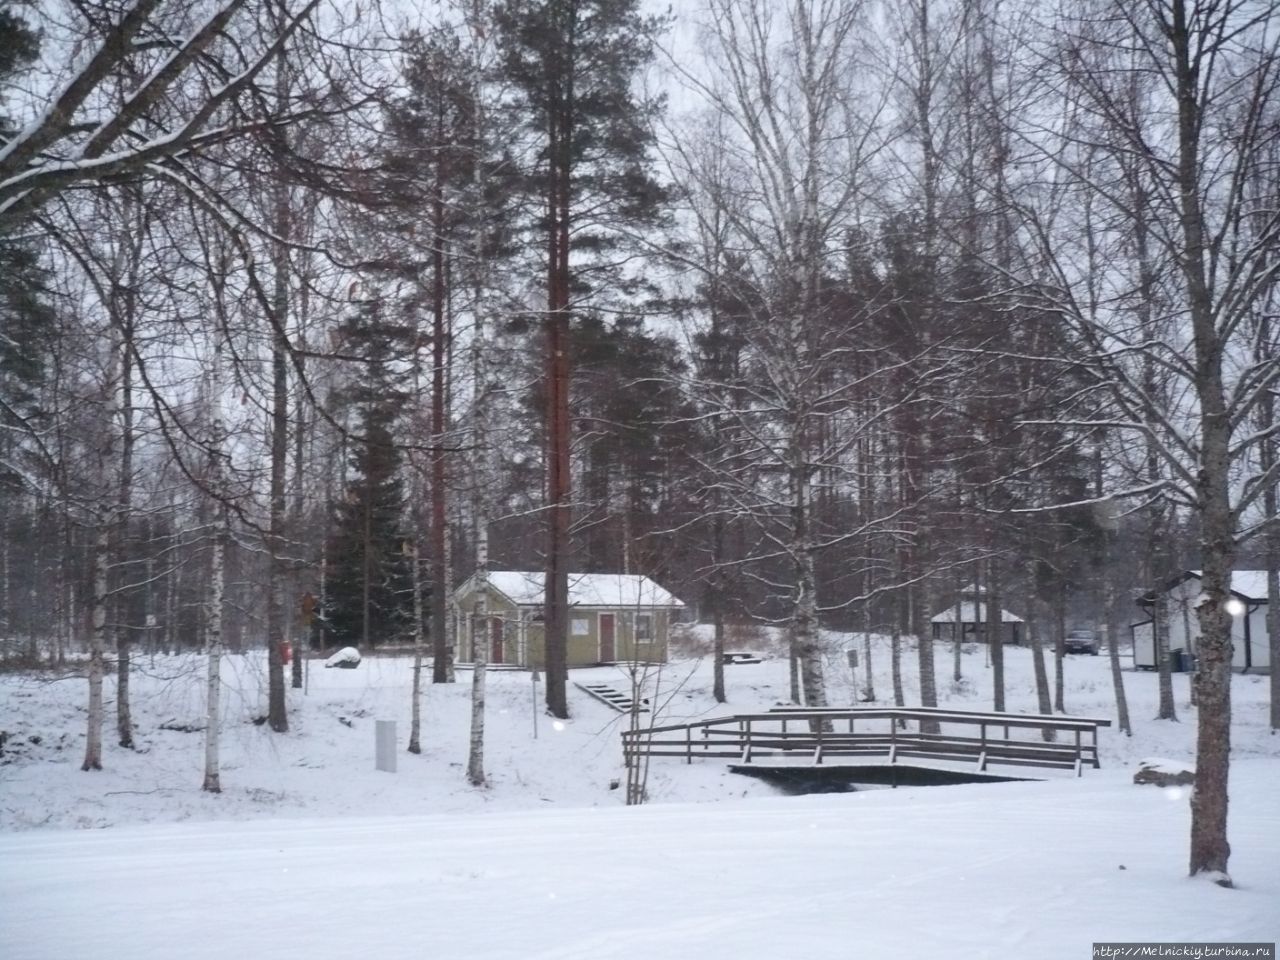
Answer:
[670,0,887,710]
[1011,0,1280,883]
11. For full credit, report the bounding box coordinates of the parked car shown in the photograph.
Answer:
[1063,629,1099,655]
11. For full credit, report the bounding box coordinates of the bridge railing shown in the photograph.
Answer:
[621,707,1112,777]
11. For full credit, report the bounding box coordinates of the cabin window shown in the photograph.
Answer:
[572,617,590,636]
[635,613,654,643]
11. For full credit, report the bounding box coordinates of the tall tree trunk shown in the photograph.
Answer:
[430,141,452,685]
[890,622,905,709]
[1153,570,1177,720]
[1257,311,1278,732]
[1027,583,1052,716]
[542,84,572,721]
[712,608,726,704]
[988,561,1005,712]
[1103,563,1132,736]
[115,333,134,749]
[443,514,456,683]
[82,518,109,771]
[409,538,425,754]
[467,354,490,786]
[204,502,226,792]
[711,511,726,704]
[952,571,964,683]
[291,285,309,691]
[860,623,875,702]
[1053,591,1066,714]
[264,37,291,733]
[1028,598,1054,741]
[265,225,290,733]
[1171,0,1234,880]
[791,435,826,709]
[916,585,939,728]
[467,77,494,781]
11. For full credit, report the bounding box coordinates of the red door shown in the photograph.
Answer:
[490,617,504,665]
[599,614,615,662]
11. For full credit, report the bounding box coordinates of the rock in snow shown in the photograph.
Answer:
[1133,757,1196,787]
[324,646,361,669]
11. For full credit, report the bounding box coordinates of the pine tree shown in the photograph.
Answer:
[492,0,669,718]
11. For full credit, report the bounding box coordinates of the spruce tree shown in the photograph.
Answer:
[0,4,55,448]
[323,303,416,649]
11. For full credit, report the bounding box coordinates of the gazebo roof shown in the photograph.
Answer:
[931,602,1024,624]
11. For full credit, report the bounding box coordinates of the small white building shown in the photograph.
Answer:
[930,584,1025,645]
[1132,570,1271,672]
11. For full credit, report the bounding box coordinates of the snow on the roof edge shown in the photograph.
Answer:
[476,571,686,608]
[1186,570,1271,601]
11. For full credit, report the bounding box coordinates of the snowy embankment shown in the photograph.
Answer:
[2,632,1278,957]
[1,633,1278,828]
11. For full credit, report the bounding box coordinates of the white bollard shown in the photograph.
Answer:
[375,720,397,773]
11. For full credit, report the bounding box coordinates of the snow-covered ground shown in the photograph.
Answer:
[2,634,1278,958]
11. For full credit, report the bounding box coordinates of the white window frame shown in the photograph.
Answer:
[635,612,654,644]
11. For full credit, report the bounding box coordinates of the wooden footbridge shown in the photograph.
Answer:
[622,706,1111,777]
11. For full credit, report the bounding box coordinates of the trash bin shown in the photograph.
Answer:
[280,640,292,665]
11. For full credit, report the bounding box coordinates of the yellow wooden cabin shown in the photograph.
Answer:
[453,571,685,667]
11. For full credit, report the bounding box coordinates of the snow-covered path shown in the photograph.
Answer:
[4,762,1277,960]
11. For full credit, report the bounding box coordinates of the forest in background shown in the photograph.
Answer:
[0,0,1277,882]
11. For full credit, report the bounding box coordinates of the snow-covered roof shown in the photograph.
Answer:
[1187,570,1270,601]
[931,602,1024,624]
[472,571,685,608]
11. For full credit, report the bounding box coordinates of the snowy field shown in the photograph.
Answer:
[2,634,1279,958]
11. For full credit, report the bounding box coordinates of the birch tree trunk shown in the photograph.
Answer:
[115,337,134,749]
[82,518,109,771]
[202,312,230,793]
[466,531,488,787]
[1152,573,1177,721]
[204,501,226,793]
[1103,562,1132,736]
[466,22,494,785]
[1028,594,1052,716]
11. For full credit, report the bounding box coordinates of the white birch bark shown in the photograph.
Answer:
[203,503,225,793]
[202,289,230,793]
[1103,565,1131,736]
[82,342,120,772]
[82,518,109,771]
[465,15,494,787]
